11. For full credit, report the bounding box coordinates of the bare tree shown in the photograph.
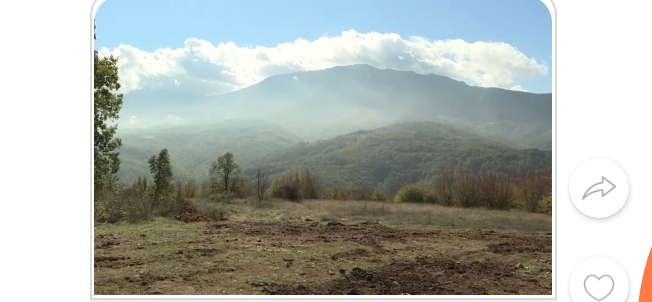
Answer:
[453,168,480,208]
[256,167,269,201]
[477,171,513,210]
[300,168,320,199]
[434,168,455,206]
[517,165,550,213]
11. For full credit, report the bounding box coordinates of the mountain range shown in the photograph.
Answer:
[114,64,553,190]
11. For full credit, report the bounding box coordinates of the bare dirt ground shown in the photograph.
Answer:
[94,199,552,295]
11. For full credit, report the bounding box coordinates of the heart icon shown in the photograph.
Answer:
[584,274,615,301]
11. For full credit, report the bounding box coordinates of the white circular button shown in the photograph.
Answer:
[569,158,629,219]
[569,255,629,302]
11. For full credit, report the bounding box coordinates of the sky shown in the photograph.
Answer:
[94,0,552,95]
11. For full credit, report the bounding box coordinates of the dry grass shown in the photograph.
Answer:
[94,198,552,295]
[212,198,551,232]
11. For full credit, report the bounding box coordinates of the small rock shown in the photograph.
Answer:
[516,263,523,269]
[140,234,146,237]
[328,271,335,275]
[339,268,346,275]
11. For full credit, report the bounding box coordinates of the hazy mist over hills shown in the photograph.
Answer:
[115,64,552,187]
[119,64,551,144]
[116,119,304,184]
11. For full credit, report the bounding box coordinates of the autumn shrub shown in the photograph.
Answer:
[373,191,386,201]
[323,188,342,200]
[153,196,191,218]
[94,190,125,223]
[539,194,553,215]
[266,169,320,202]
[393,184,430,203]
[350,186,374,201]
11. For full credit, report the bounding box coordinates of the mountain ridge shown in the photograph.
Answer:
[113,64,552,186]
[242,120,552,194]
[119,64,551,150]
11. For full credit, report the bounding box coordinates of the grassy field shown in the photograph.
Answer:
[93,199,553,295]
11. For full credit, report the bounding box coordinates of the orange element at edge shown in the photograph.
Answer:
[640,248,652,301]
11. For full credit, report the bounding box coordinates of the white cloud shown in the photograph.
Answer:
[292,75,298,80]
[128,115,137,125]
[98,29,548,95]
[166,114,181,122]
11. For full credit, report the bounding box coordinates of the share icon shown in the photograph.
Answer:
[582,176,616,200]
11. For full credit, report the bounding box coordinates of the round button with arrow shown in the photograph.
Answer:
[570,158,630,219]
[582,176,616,200]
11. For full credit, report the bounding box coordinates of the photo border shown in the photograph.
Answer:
[89,0,558,300]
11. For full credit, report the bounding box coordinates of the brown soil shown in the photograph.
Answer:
[264,255,548,295]
[94,219,552,295]
[174,203,212,222]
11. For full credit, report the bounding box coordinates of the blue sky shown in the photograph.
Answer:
[94,0,552,93]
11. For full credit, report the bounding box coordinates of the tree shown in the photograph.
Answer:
[539,164,553,214]
[174,180,184,202]
[300,168,320,199]
[255,167,269,201]
[148,148,173,205]
[133,176,152,217]
[453,168,480,208]
[209,152,239,194]
[434,168,455,206]
[94,20,124,191]
[477,171,513,210]
[517,165,550,213]
[183,178,198,198]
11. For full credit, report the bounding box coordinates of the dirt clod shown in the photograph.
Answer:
[174,203,212,222]
[95,234,120,249]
